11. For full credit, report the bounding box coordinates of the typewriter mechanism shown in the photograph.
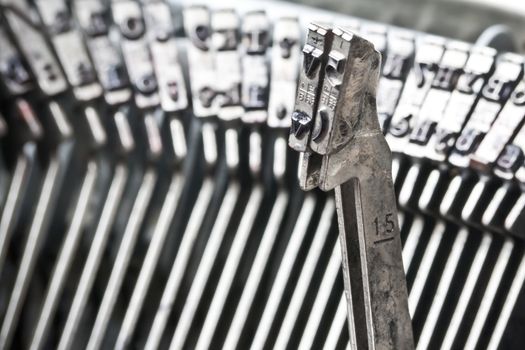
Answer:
[0,0,524,349]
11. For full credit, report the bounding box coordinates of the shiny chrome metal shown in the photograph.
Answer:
[272,199,336,350]
[249,195,316,350]
[86,110,161,349]
[57,108,134,350]
[28,104,108,350]
[298,239,342,350]
[0,102,73,349]
[30,161,98,350]
[143,120,218,350]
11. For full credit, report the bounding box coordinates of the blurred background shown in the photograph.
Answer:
[288,0,525,52]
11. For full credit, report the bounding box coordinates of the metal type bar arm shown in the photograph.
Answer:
[324,294,349,350]
[164,8,246,349]
[0,145,36,277]
[86,168,157,350]
[168,11,271,350]
[325,36,412,350]
[416,228,469,350]
[440,232,493,350]
[168,126,243,350]
[193,184,264,350]
[289,24,413,350]
[487,252,525,350]
[249,194,316,350]
[86,111,163,350]
[114,119,187,349]
[29,104,109,350]
[221,138,290,350]
[272,199,336,350]
[143,4,223,346]
[111,0,191,344]
[143,118,220,350]
[57,108,134,350]
[0,100,42,281]
[0,97,74,350]
[30,161,98,350]
[0,140,73,350]
[335,168,411,349]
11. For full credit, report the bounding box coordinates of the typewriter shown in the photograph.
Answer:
[0,0,524,349]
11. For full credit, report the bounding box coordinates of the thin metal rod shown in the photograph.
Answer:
[440,233,493,350]
[0,146,35,277]
[298,237,342,350]
[273,199,335,350]
[169,182,241,350]
[335,176,413,349]
[250,195,316,350]
[221,190,289,350]
[194,185,264,350]
[0,150,69,350]
[58,164,129,350]
[144,178,215,350]
[86,169,157,350]
[114,173,184,349]
[30,161,98,350]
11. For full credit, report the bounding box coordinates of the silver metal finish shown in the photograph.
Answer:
[289,25,414,349]
[1,0,67,96]
[1,3,525,350]
[111,0,160,108]
[74,0,132,105]
[34,0,102,101]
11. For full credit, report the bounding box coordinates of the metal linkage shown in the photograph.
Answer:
[112,2,190,348]
[0,4,81,349]
[167,9,254,350]
[289,25,414,349]
[0,101,74,350]
[1,2,525,349]
[29,106,107,350]
[57,107,136,350]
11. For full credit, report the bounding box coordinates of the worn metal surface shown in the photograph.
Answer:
[289,26,414,349]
